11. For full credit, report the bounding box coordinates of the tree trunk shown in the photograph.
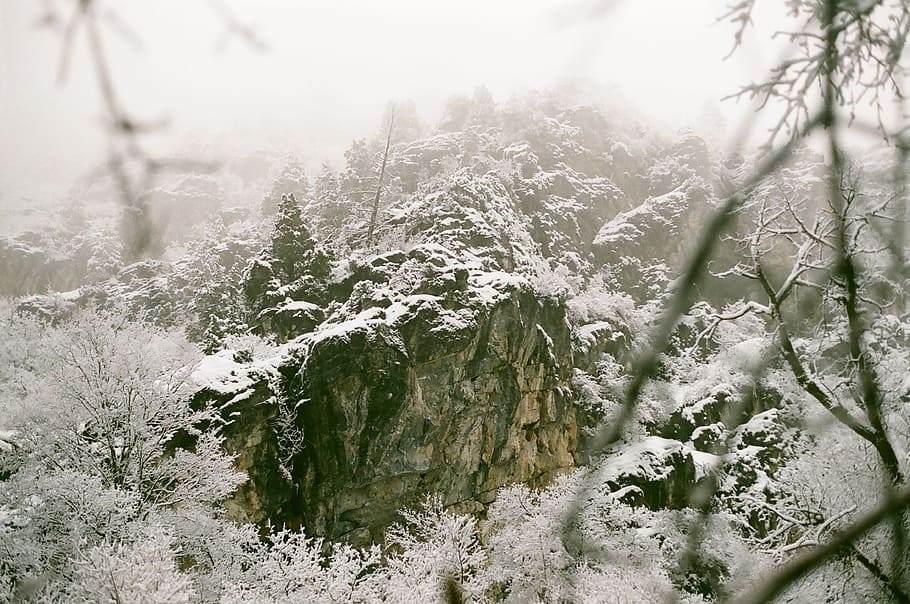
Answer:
[366,109,395,246]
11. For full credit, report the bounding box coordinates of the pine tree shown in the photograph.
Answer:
[312,162,345,236]
[242,193,331,325]
[86,230,124,283]
[261,158,310,217]
[271,193,328,283]
[340,139,377,223]
[185,217,246,352]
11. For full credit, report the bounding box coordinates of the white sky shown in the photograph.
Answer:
[0,0,788,206]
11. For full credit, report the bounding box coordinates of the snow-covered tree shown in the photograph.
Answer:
[0,309,247,601]
[310,162,346,237]
[86,228,124,284]
[382,496,487,603]
[700,161,910,599]
[269,193,329,285]
[68,528,198,604]
[221,531,382,604]
[242,193,332,332]
[261,157,310,217]
[184,217,248,352]
[340,138,378,214]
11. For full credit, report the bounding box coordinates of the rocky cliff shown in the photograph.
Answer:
[0,232,90,296]
[9,94,815,574]
[194,249,578,544]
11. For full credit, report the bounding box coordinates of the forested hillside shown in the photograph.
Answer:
[3,0,910,600]
[2,83,908,603]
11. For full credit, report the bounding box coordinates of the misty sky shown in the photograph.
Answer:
[0,1,788,206]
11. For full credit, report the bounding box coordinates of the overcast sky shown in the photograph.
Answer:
[0,1,788,206]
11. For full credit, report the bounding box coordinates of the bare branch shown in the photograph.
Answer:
[726,484,910,604]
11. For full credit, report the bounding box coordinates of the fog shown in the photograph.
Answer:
[1,1,790,208]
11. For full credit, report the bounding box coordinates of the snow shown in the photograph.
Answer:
[223,388,256,409]
[593,184,689,247]
[536,323,557,365]
[58,289,81,301]
[428,308,474,334]
[17,288,83,314]
[733,444,765,462]
[278,253,532,363]
[593,221,643,245]
[468,270,528,306]
[609,484,644,502]
[575,321,619,349]
[191,352,256,394]
[329,259,353,284]
[295,307,404,353]
[280,300,321,313]
[0,430,18,451]
[690,449,723,481]
[598,436,686,483]
[732,409,781,449]
[382,294,442,325]
[304,313,384,348]
[718,337,773,372]
[680,394,716,426]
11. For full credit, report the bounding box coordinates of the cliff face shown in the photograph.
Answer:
[195,258,577,545]
[293,285,575,544]
[180,114,792,548]
[0,234,89,296]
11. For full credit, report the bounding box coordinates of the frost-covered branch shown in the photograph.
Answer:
[722,0,910,146]
[727,483,910,604]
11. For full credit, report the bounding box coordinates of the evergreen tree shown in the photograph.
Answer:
[339,139,377,216]
[438,94,471,132]
[185,217,247,352]
[260,158,310,217]
[86,230,124,283]
[270,193,328,283]
[311,162,345,236]
[242,193,331,324]
[468,85,498,128]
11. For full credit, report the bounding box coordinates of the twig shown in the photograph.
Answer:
[725,484,910,604]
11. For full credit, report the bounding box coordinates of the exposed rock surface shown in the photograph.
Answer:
[0,233,89,296]
[6,94,818,568]
[596,437,697,510]
[194,259,577,544]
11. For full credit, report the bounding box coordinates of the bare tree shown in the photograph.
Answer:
[705,162,909,599]
[722,0,910,145]
[366,107,396,246]
[718,165,904,481]
[558,1,910,602]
